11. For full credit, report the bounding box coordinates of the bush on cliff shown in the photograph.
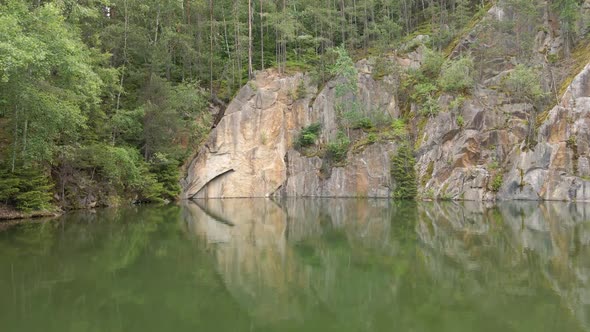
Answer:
[295,123,322,149]
[438,56,475,93]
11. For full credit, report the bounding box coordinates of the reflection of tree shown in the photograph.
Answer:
[0,206,251,332]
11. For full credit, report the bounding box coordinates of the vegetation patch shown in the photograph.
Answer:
[294,123,321,149]
[558,39,590,97]
[0,168,54,212]
[325,131,351,165]
[421,161,435,187]
[391,143,417,200]
[490,172,503,192]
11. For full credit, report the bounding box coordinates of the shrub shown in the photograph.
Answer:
[438,56,475,93]
[325,131,350,163]
[501,64,545,103]
[353,117,374,130]
[149,153,182,202]
[456,115,465,127]
[412,83,438,102]
[420,96,440,117]
[491,173,503,192]
[296,79,307,99]
[367,133,378,143]
[371,56,394,80]
[421,48,445,78]
[449,96,465,111]
[391,119,407,137]
[295,123,321,148]
[0,168,54,211]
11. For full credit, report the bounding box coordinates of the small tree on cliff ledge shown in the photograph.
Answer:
[391,143,417,200]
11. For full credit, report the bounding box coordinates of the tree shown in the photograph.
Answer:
[501,65,545,104]
[552,0,580,56]
[438,56,475,93]
[391,143,417,200]
[0,1,103,170]
[248,0,253,79]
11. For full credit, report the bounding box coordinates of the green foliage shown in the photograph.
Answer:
[438,57,475,93]
[491,173,503,192]
[421,48,445,79]
[331,46,358,97]
[489,160,500,170]
[420,96,441,117]
[371,56,394,80]
[456,115,465,127]
[449,96,466,111]
[421,161,435,187]
[149,153,182,202]
[391,144,417,200]
[501,65,545,103]
[412,83,439,102]
[0,168,53,211]
[391,119,408,137]
[367,133,378,144]
[295,123,321,149]
[296,79,307,100]
[325,131,350,163]
[352,117,374,130]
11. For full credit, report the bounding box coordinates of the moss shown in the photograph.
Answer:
[558,40,590,97]
[440,182,450,199]
[421,161,435,187]
[536,109,550,129]
[518,168,526,189]
[413,117,429,150]
[367,133,378,143]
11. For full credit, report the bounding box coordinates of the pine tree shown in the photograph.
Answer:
[391,143,417,200]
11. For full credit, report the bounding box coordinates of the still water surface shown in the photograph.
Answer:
[1,199,590,332]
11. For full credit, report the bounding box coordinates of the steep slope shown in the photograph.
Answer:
[182,2,590,201]
[181,59,401,198]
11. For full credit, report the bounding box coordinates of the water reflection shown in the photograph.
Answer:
[1,200,590,331]
[184,199,590,332]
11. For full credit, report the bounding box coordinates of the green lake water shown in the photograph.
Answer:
[1,199,589,332]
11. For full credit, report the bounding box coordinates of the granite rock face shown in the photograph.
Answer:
[182,3,590,201]
[182,61,399,199]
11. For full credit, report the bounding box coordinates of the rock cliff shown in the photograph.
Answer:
[182,3,590,201]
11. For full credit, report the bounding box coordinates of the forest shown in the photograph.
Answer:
[0,0,586,212]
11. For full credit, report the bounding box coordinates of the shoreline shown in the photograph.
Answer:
[0,205,62,222]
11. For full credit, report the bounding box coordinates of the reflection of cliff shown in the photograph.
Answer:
[183,199,589,331]
[183,198,400,330]
[183,199,299,324]
[416,202,590,331]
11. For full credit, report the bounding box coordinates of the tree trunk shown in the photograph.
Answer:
[260,0,264,70]
[248,0,253,79]
[116,0,128,111]
[11,105,18,173]
[210,0,214,96]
